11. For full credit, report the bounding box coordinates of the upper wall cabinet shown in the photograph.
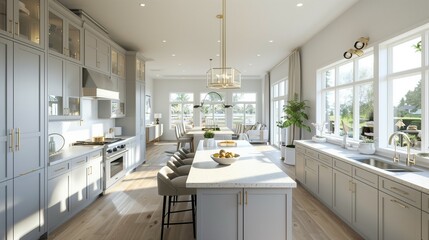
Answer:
[136,58,145,81]
[84,29,110,75]
[48,0,83,62]
[0,0,45,49]
[111,46,125,78]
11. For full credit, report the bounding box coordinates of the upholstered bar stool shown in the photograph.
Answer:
[179,148,195,158]
[157,166,196,239]
[167,159,191,176]
[175,125,194,152]
[172,153,193,165]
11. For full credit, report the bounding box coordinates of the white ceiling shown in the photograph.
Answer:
[57,0,358,80]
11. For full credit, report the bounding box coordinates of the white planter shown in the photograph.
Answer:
[358,143,376,154]
[284,146,296,165]
[204,138,215,148]
[280,145,286,160]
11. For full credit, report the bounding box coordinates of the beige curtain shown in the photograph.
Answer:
[287,49,302,145]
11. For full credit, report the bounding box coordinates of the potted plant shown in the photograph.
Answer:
[203,130,215,147]
[358,137,376,155]
[277,94,311,165]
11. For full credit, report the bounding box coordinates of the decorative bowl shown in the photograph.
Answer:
[210,153,240,165]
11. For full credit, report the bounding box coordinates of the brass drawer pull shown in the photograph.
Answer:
[391,199,408,209]
[54,167,66,172]
[390,186,409,196]
[245,191,248,205]
[9,129,14,152]
[239,191,242,205]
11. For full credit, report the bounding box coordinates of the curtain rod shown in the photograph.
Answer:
[269,48,300,72]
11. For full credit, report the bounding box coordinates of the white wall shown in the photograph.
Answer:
[300,0,429,139]
[153,78,263,140]
[48,99,115,148]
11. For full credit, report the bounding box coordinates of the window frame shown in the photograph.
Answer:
[169,92,194,130]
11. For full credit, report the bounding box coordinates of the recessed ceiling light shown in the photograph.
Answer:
[171,54,176,57]
[268,40,274,43]
[217,40,221,43]
[249,63,253,66]
[140,3,145,7]
[296,3,303,7]
[216,54,220,57]
[162,40,167,43]
[256,54,261,57]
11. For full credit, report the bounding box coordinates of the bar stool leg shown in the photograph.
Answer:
[161,196,167,240]
[167,196,172,227]
[191,195,196,238]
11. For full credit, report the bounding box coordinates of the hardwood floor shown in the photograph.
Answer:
[49,142,363,240]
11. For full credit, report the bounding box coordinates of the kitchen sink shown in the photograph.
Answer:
[348,156,419,172]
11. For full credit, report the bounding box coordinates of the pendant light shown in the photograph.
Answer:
[206,0,241,89]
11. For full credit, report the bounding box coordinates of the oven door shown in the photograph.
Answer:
[105,150,128,189]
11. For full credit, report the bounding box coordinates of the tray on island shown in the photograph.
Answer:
[217,141,237,147]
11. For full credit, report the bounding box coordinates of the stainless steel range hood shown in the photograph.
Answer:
[82,68,119,100]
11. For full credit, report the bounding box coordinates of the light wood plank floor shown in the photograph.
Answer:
[49,142,363,240]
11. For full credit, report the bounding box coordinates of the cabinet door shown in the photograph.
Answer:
[0,180,12,240]
[47,172,70,232]
[0,0,13,35]
[84,30,97,69]
[48,55,63,116]
[67,22,81,61]
[304,157,318,194]
[244,189,289,240]
[87,156,103,199]
[14,0,44,47]
[96,39,109,73]
[332,170,352,223]
[64,60,80,116]
[13,43,44,177]
[70,160,88,212]
[118,51,125,78]
[0,38,12,182]
[354,180,378,240]
[295,149,305,183]
[318,163,332,207]
[423,211,429,240]
[379,191,421,240]
[48,11,63,54]
[13,169,45,240]
[197,189,242,240]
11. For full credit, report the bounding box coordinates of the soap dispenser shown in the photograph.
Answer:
[49,137,56,155]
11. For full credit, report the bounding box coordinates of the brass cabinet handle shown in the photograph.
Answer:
[391,199,408,209]
[16,128,20,151]
[239,191,242,205]
[390,186,409,196]
[9,129,14,152]
[54,167,66,172]
[8,19,12,33]
[15,22,19,36]
[245,191,248,205]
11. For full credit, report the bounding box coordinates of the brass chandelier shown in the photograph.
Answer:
[206,0,241,89]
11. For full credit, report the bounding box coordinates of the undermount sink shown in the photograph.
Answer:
[348,156,419,172]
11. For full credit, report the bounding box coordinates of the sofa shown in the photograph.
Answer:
[233,123,268,143]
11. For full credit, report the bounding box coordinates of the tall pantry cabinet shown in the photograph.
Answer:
[0,37,45,239]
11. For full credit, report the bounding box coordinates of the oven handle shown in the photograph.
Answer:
[106,150,128,160]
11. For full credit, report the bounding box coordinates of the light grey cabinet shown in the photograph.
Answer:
[87,151,103,200]
[295,147,305,183]
[423,211,429,240]
[0,0,45,49]
[379,191,421,240]
[197,188,291,240]
[333,169,353,223]
[70,156,88,213]
[13,169,45,240]
[318,163,332,207]
[0,180,12,240]
[47,169,70,232]
[48,1,82,62]
[84,29,110,74]
[304,156,318,194]
[111,46,125,78]
[48,54,81,120]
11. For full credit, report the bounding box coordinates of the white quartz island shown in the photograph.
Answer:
[186,140,296,240]
[186,126,234,149]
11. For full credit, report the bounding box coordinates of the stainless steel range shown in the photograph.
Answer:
[73,138,128,190]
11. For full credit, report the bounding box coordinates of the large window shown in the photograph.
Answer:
[232,93,257,126]
[200,92,226,127]
[271,80,287,147]
[380,33,426,151]
[169,93,194,129]
[318,51,374,141]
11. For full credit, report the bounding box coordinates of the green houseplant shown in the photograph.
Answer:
[277,94,311,164]
[203,130,215,139]
[203,130,215,147]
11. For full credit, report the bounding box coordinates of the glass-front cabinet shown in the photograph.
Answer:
[111,47,125,78]
[136,58,145,81]
[0,0,45,48]
[48,1,82,62]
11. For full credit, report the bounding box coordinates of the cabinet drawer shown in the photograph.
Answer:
[379,177,421,209]
[305,149,318,159]
[353,167,378,188]
[296,146,305,154]
[89,150,102,160]
[333,158,352,175]
[423,193,429,213]
[48,161,70,179]
[70,156,88,168]
[305,157,318,172]
[318,153,332,166]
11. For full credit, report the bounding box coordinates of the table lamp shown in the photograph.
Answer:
[154,113,162,124]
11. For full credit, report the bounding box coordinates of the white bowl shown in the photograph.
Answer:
[210,153,240,165]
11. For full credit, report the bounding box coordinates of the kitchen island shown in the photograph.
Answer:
[186,126,234,149]
[186,140,296,240]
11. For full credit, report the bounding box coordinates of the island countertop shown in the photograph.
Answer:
[186,140,296,188]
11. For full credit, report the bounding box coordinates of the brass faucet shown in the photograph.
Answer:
[388,131,416,166]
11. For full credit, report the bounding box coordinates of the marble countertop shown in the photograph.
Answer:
[186,140,296,189]
[295,140,429,194]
